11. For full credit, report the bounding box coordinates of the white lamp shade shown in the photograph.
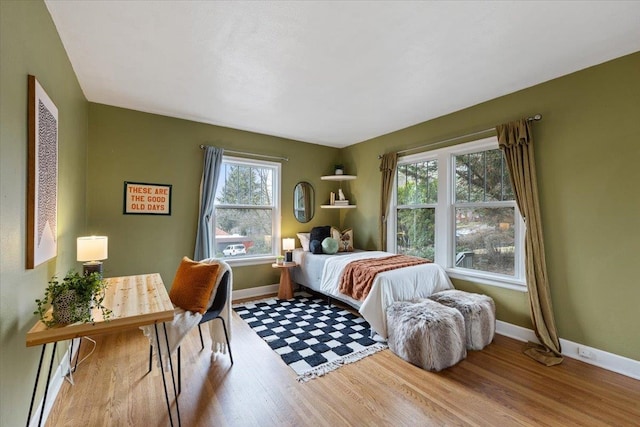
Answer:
[282,238,295,251]
[77,236,108,262]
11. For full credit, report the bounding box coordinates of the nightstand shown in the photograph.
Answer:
[272,262,297,300]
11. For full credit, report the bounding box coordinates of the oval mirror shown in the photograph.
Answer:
[293,181,315,223]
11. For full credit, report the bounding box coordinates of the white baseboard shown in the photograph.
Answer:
[28,338,80,427]
[232,283,279,301]
[496,320,640,380]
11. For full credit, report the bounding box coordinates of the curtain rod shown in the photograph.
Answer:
[378,114,542,159]
[200,145,289,162]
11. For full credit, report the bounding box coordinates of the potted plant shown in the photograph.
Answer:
[34,270,111,327]
[334,164,344,175]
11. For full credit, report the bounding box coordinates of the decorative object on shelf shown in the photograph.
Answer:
[321,174,357,209]
[334,164,344,175]
[123,181,172,215]
[77,236,108,276]
[283,238,295,262]
[27,75,59,269]
[34,270,111,327]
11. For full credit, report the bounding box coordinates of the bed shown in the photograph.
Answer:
[290,248,453,339]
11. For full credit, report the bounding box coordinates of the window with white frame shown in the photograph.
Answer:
[213,156,280,261]
[390,137,525,289]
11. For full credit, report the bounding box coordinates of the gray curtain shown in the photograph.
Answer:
[496,119,563,366]
[194,146,224,261]
[379,152,398,250]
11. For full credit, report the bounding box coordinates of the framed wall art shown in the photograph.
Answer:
[123,181,172,215]
[27,75,59,268]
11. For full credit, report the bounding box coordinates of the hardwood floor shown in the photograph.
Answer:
[45,301,640,427]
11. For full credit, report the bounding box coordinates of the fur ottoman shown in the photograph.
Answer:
[429,290,495,350]
[386,299,466,371]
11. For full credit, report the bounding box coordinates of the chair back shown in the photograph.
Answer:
[207,270,230,315]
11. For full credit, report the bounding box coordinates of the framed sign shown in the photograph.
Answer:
[123,181,172,215]
[27,75,58,268]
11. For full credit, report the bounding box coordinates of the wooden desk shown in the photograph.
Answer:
[272,262,297,299]
[26,274,180,426]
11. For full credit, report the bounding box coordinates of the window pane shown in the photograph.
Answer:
[455,207,515,275]
[217,164,273,206]
[455,149,513,202]
[396,208,435,260]
[215,208,273,257]
[397,160,437,205]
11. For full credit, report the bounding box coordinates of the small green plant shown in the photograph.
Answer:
[34,270,112,327]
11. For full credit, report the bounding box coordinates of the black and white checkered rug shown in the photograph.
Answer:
[234,293,387,382]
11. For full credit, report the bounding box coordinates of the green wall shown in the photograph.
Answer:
[342,52,640,360]
[1,3,638,425]
[0,1,89,426]
[87,103,341,289]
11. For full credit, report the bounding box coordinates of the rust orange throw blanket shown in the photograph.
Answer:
[339,255,431,301]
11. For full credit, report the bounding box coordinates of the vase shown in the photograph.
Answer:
[52,290,90,324]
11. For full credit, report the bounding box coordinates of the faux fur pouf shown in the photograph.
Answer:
[386,299,466,372]
[429,289,496,350]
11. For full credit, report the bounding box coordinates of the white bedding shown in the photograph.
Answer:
[296,250,454,339]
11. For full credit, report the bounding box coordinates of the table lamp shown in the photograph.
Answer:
[77,236,108,276]
[283,238,295,263]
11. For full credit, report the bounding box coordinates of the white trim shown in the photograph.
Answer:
[392,136,526,287]
[232,283,279,301]
[496,321,640,380]
[28,339,80,427]
[214,155,282,257]
[447,269,527,291]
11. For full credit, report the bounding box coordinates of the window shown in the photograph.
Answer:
[396,160,438,260]
[213,156,281,263]
[390,137,525,289]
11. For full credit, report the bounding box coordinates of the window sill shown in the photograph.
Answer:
[217,255,277,267]
[446,268,527,292]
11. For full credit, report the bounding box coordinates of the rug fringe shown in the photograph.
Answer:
[296,343,388,383]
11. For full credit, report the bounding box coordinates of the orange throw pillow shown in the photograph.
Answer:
[169,257,220,314]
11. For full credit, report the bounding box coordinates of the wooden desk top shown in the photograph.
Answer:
[26,273,175,347]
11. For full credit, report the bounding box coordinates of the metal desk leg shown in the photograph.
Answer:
[26,345,46,427]
[26,342,57,427]
[163,323,181,424]
[153,324,181,427]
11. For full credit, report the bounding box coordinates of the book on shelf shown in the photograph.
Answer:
[333,200,349,206]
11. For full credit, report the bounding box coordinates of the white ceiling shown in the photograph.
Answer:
[45,1,640,148]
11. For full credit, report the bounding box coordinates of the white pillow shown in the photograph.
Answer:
[297,232,311,251]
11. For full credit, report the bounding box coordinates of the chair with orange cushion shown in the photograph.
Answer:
[148,258,233,393]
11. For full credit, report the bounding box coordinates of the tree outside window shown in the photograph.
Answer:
[214,158,279,258]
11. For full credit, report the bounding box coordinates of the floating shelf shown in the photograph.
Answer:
[321,204,357,209]
[321,175,357,181]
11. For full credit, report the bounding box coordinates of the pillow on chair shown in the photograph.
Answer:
[169,257,221,314]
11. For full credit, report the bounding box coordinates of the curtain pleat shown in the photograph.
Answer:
[194,146,224,261]
[379,152,398,250]
[496,119,563,366]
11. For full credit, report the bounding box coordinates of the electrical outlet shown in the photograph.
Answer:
[578,346,595,360]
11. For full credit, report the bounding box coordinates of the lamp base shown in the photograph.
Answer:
[83,261,103,276]
[285,251,293,263]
